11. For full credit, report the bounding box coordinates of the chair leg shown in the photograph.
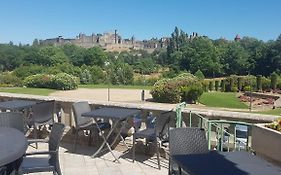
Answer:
[33,126,38,149]
[132,135,136,162]
[88,130,92,146]
[73,129,79,152]
[155,140,161,170]
[55,156,62,175]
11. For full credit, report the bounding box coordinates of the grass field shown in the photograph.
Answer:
[0,87,56,96]
[256,108,281,116]
[79,84,152,90]
[199,92,248,109]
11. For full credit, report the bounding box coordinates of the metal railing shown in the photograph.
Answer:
[175,107,253,152]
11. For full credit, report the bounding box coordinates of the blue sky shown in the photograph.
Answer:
[1,0,281,44]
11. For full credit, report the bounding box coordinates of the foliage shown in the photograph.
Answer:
[266,118,281,132]
[0,72,22,87]
[237,77,243,91]
[215,80,220,91]
[208,81,214,91]
[261,77,271,90]
[151,73,202,103]
[256,75,262,91]
[181,85,203,103]
[12,65,46,80]
[109,62,134,85]
[270,72,278,90]
[194,70,205,80]
[24,73,79,90]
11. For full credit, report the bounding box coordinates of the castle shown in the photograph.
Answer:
[40,30,169,53]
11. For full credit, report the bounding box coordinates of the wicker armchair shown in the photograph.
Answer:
[169,127,208,175]
[21,123,65,175]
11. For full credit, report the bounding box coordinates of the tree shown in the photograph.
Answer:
[32,39,39,46]
[194,70,205,80]
[37,46,69,66]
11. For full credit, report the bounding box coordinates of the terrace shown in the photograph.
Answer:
[1,92,281,175]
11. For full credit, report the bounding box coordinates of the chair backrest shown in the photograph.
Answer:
[72,101,93,128]
[31,100,54,125]
[48,123,65,152]
[155,110,174,141]
[0,112,25,132]
[169,127,208,156]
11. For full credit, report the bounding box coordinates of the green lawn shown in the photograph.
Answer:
[255,108,281,116]
[79,84,152,90]
[199,92,248,109]
[0,87,56,96]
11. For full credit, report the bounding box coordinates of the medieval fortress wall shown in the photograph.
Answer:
[40,30,170,52]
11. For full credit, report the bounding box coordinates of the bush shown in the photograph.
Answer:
[150,73,202,103]
[215,80,220,91]
[194,70,205,80]
[0,72,22,87]
[256,75,262,92]
[51,73,79,90]
[24,73,79,90]
[237,77,243,91]
[261,77,271,91]
[221,79,226,92]
[243,85,251,92]
[181,85,203,103]
[202,80,209,92]
[243,75,256,91]
[232,86,238,92]
[271,72,278,90]
[150,79,181,103]
[12,65,46,80]
[209,81,214,91]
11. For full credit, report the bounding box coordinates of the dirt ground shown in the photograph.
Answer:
[49,88,152,102]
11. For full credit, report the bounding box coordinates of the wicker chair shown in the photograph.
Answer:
[21,123,65,175]
[169,127,209,175]
[72,101,111,151]
[0,112,25,133]
[29,100,55,143]
[132,110,173,169]
[0,166,6,175]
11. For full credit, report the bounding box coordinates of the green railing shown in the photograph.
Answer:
[175,107,253,152]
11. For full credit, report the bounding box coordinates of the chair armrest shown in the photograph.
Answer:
[25,150,56,156]
[27,139,48,144]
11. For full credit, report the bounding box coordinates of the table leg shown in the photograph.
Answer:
[92,118,121,163]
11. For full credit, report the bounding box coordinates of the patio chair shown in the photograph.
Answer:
[0,166,6,175]
[72,101,111,151]
[21,123,65,175]
[28,100,55,148]
[0,112,25,133]
[169,127,208,175]
[132,110,173,169]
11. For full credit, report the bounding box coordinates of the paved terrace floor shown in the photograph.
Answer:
[26,132,168,175]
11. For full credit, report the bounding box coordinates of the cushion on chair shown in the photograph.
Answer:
[134,128,156,140]
[21,156,54,173]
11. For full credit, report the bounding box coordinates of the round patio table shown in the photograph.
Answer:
[0,127,28,167]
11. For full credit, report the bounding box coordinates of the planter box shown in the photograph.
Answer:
[252,124,281,165]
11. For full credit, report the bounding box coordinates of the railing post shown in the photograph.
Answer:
[189,111,192,127]
[220,123,223,151]
[176,102,186,128]
[208,121,212,150]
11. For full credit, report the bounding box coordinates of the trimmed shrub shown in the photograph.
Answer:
[261,77,271,91]
[24,73,79,90]
[271,72,278,90]
[221,79,226,92]
[237,77,243,91]
[51,73,79,90]
[194,70,205,80]
[0,72,22,87]
[243,85,251,92]
[243,75,256,91]
[150,79,181,103]
[209,81,214,91]
[202,80,209,92]
[256,75,262,92]
[181,85,203,103]
[215,80,220,91]
[150,73,202,103]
